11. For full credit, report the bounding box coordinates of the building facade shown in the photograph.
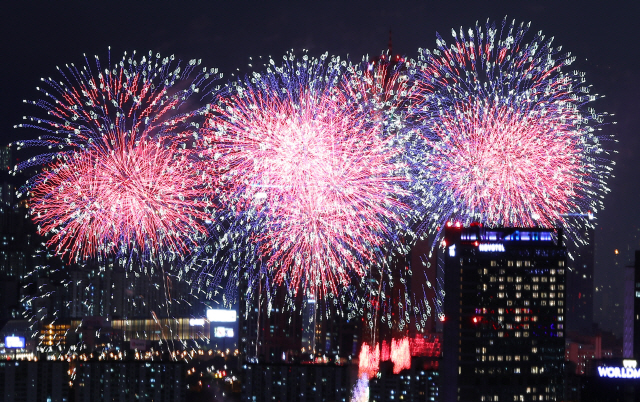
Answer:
[442,225,567,402]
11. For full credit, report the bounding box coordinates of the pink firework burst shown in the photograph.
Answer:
[13,50,220,261]
[413,19,613,230]
[29,137,213,261]
[203,55,409,297]
[425,97,583,227]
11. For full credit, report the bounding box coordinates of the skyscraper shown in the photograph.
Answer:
[441,224,567,402]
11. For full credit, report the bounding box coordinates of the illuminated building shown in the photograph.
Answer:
[565,225,595,333]
[241,362,353,402]
[72,360,185,402]
[623,250,640,358]
[0,360,70,402]
[40,322,70,348]
[369,362,439,402]
[441,224,566,402]
[581,358,640,401]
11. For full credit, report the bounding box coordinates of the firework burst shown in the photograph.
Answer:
[200,52,414,299]
[12,50,221,261]
[28,137,214,259]
[412,18,614,236]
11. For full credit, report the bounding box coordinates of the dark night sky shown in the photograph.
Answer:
[1,1,639,335]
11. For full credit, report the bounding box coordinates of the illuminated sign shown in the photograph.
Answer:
[214,327,235,338]
[448,245,456,257]
[189,318,205,326]
[478,243,505,252]
[207,309,236,322]
[5,336,25,348]
[597,365,640,379]
[130,339,147,351]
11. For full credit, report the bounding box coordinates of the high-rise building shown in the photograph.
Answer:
[441,224,567,402]
[623,250,640,359]
[0,360,70,402]
[565,225,595,333]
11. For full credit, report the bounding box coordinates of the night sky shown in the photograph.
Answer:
[1,1,638,335]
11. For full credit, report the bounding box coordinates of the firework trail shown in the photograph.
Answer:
[199,52,418,302]
[412,18,615,237]
[12,49,221,261]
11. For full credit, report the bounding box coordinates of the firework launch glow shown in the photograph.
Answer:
[412,18,615,235]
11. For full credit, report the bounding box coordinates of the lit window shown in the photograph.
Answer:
[516,293,522,298]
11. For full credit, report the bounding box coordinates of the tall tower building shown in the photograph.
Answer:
[566,227,595,333]
[442,224,567,402]
[623,250,640,358]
